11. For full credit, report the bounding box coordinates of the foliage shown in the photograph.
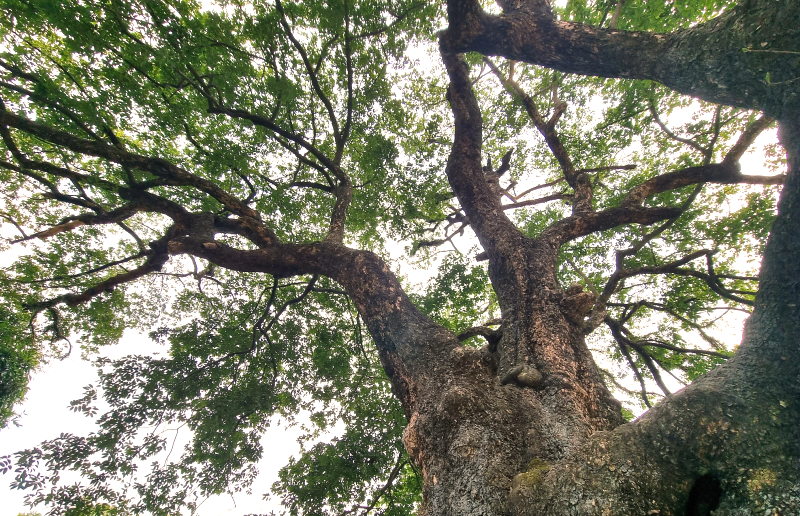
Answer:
[0,0,784,514]
[0,302,38,429]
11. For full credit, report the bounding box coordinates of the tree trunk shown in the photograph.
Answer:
[155,3,800,511]
[4,1,797,512]
[400,266,625,515]
[399,115,800,515]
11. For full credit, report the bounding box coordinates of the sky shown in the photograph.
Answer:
[0,329,310,516]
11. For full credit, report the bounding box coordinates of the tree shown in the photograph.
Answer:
[0,0,797,515]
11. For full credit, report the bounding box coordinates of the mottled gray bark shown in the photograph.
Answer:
[441,0,800,120]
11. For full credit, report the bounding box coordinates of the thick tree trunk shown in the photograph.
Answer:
[400,280,625,515]
[400,117,799,516]
[389,2,800,512]
[394,51,625,516]
[6,1,796,511]
[500,115,800,515]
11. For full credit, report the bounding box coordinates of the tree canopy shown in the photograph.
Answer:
[0,0,796,514]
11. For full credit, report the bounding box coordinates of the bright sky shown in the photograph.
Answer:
[0,329,310,516]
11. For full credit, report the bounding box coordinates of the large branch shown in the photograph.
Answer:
[24,215,455,417]
[440,50,528,260]
[164,238,456,417]
[539,204,682,247]
[541,157,783,247]
[0,108,277,246]
[324,181,353,243]
[623,162,783,206]
[441,0,800,119]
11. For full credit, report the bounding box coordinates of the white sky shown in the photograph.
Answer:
[0,329,310,516]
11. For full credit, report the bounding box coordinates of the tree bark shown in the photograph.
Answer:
[494,115,800,516]
[380,50,623,516]
[392,115,800,516]
[149,111,800,515]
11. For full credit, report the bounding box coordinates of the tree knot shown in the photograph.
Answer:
[501,364,544,389]
[560,283,596,324]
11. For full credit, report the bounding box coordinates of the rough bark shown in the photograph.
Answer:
[498,116,800,516]
[397,4,800,512]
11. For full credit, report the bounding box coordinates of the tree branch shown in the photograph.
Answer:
[600,249,715,305]
[441,0,800,118]
[723,114,776,165]
[649,98,708,156]
[9,203,142,243]
[456,325,502,347]
[24,233,172,313]
[607,300,726,351]
[540,204,683,247]
[324,181,353,243]
[165,238,458,417]
[637,338,730,359]
[608,0,625,29]
[440,50,528,262]
[607,317,670,398]
[339,0,355,164]
[483,57,593,213]
[17,251,152,285]
[0,107,278,246]
[502,193,571,210]
[0,79,103,141]
[274,0,342,148]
